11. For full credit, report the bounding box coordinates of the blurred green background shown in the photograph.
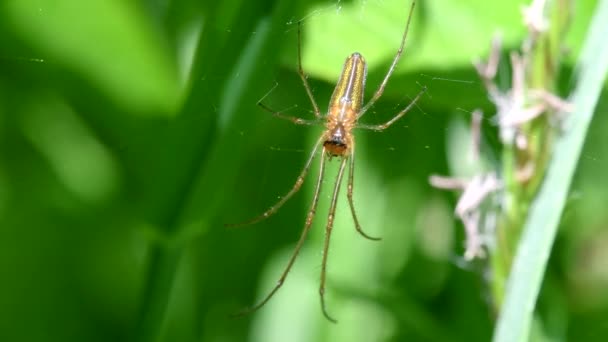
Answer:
[0,0,606,341]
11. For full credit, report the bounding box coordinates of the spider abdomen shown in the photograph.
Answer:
[328,52,367,114]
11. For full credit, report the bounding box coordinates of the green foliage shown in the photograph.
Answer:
[0,0,606,341]
[4,0,180,115]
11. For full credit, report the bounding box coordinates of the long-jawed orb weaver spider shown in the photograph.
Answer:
[228,0,426,323]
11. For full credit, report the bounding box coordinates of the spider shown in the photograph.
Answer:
[228,0,426,323]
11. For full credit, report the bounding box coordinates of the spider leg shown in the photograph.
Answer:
[225,136,324,228]
[357,85,427,131]
[319,156,348,323]
[232,148,327,317]
[347,144,381,240]
[255,21,325,126]
[358,0,417,117]
[297,21,322,119]
[257,102,321,126]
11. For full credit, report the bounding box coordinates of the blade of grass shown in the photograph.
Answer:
[135,0,294,341]
[493,1,608,341]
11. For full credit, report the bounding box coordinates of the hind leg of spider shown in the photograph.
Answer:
[225,136,324,228]
[359,0,417,117]
[357,86,427,132]
[319,157,349,324]
[257,101,320,126]
[346,145,381,241]
[231,149,327,318]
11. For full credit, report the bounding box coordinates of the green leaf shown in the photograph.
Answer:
[301,0,525,82]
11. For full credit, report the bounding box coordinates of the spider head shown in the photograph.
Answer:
[324,125,349,156]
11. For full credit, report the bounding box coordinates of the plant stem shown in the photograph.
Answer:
[494,0,608,340]
[491,0,572,308]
